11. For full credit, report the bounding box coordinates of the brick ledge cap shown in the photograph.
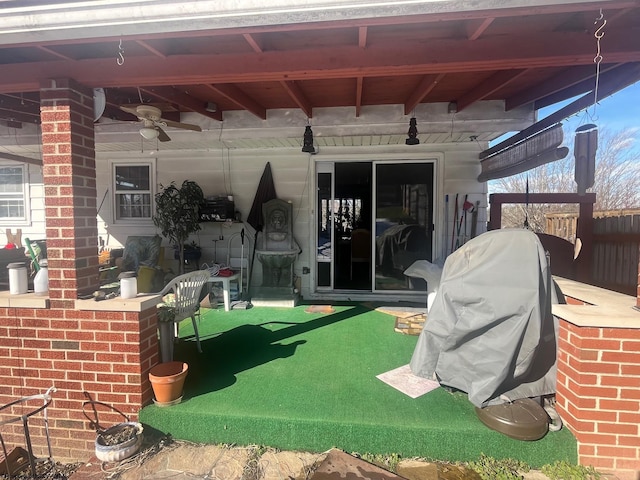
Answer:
[75,294,161,312]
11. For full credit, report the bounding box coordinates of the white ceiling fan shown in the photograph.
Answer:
[120,105,202,142]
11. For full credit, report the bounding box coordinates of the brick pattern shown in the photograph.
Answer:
[40,78,99,305]
[556,298,640,477]
[394,314,426,335]
[0,305,159,462]
[0,79,159,464]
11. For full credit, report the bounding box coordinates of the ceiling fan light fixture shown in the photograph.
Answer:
[140,126,159,140]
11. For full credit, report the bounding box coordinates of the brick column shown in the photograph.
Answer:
[40,78,99,306]
[556,315,640,479]
[0,82,161,462]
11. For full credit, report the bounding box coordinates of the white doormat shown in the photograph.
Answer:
[376,364,440,398]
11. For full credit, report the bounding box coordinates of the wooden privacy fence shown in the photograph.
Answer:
[546,209,640,296]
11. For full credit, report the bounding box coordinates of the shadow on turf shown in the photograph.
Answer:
[175,304,371,396]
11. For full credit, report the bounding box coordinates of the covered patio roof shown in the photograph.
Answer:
[0,0,639,155]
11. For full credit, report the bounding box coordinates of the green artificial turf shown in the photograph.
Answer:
[140,304,577,468]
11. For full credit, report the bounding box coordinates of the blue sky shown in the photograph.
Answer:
[544,80,640,133]
[491,80,640,151]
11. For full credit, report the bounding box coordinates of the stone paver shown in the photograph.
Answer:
[115,444,251,480]
[70,441,625,480]
[260,450,327,480]
[396,459,440,480]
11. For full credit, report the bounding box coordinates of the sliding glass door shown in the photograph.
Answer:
[374,162,434,291]
[315,160,434,293]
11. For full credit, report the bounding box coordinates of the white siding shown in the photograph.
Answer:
[0,163,46,248]
[95,142,486,300]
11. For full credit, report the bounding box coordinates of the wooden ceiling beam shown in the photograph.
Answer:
[135,40,167,58]
[456,69,528,112]
[0,95,40,115]
[0,151,42,166]
[2,93,40,105]
[9,1,636,50]
[1,28,637,93]
[505,63,621,110]
[466,17,494,40]
[140,86,222,121]
[280,81,312,119]
[535,62,640,110]
[243,33,263,53]
[0,108,40,124]
[404,73,446,115]
[358,27,368,48]
[35,46,75,61]
[206,84,266,120]
[607,7,633,23]
[355,77,363,118]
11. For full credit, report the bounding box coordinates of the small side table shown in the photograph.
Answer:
[207,272,240,312]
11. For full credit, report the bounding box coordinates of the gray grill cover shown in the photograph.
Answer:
[410,229,558,408]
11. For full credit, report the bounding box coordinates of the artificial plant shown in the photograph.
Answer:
[153,180,205,274]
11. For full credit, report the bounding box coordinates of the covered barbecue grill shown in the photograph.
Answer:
[409,228,561,438]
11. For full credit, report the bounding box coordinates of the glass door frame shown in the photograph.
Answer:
[315,162,335,291]
[313,157,440,295]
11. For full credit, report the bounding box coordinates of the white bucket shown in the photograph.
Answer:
[7,262,28,295]
[119,271,138,299]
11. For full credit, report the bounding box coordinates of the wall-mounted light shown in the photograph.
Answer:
[205,102,218,113]
[405,117,419,145]
[140,126,159,140]
[302,125,316,153]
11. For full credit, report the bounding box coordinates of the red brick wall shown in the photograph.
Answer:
[40,77,100,304]
[556,299,640,478]
[0,79,158,463]
[0,305,158,461]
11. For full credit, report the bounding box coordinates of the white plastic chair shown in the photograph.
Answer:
[157,270,210,362]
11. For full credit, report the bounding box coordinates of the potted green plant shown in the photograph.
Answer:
[153,180,205,274]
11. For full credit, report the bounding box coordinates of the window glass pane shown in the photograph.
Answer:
[0,201,25,218]
[317,172,332,287]
[0,166,25,219]
[116,193,151,219]
[113,163,152,220]
[0,167,23,194]
[115,165,150,191]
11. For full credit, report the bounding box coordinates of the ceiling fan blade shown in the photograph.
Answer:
[161,118,202,132]
[120,105,140,117]
[156,126,171,142]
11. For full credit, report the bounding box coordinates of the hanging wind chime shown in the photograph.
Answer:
[573,10,605,195]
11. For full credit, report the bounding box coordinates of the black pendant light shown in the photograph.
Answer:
[406,117,419,145]
[302,125,316,153]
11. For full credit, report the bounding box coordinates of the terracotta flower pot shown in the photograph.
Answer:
[149,361,188,406]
